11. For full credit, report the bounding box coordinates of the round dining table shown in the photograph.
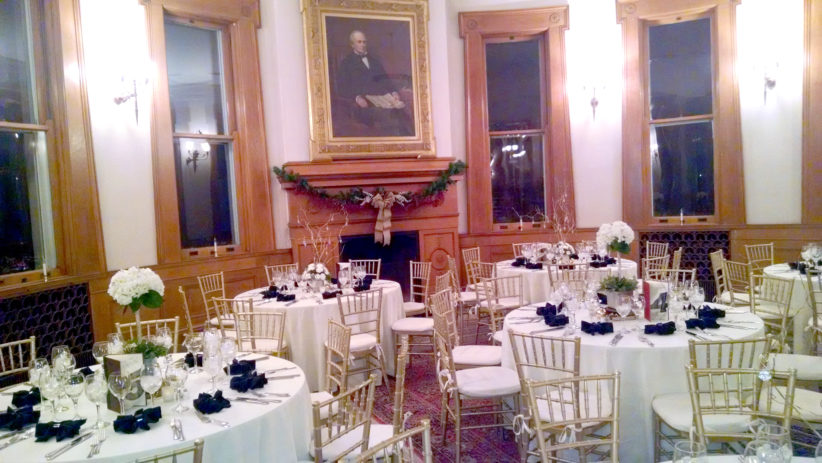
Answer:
[496,258,640,304]
[0,355,312,462]
[763,263,819,354]
[500,302,766,463]
[234,279,404,391]
[662,457,814,463]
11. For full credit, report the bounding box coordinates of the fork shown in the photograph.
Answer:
[93,427,107,456]
[609,331,625,346]
[170,418,185,441]
[194,409,231,428]
[636,331,655,347]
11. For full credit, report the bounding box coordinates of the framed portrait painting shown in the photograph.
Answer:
[301,0,435,160]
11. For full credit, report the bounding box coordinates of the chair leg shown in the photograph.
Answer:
[377,350,390,389]
[454,396,462,463]
[653,412,661,463]
[440,393,448,445]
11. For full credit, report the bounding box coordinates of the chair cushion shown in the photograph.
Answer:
[310,391,337,420]
[455,366,520,398]
[492,330,505,344]
[762,386,822,421]
[240,338,287,354]
[208,316,235,327]
[402,301,426,316]
[453,345,501,367]
[349,333,378,352]
[808,316,822,331]
[479,296,521,311]
[459,291,478,304]
[717,291,750,305]
[771,353,822,381]
[308,423,395,461]
[652,392,750,433]
[391,317,434,334]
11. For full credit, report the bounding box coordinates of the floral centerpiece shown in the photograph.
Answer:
[599,275,638,309]
[800,243,822,272]
[107,266,165,341]
[554,241,576,262]
[596,221,635,270]
[124,339,169,361]
[302,262,331,292]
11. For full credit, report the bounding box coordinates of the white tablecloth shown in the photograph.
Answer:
[763,263,818,354]
[0,355,312,462]
[496,259,639,304]
[662,458,814,463]
[501,303,765,462]
[235,280,404,391]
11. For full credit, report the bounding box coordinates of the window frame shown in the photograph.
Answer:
[617,0,744,227]
[460,6,574,235]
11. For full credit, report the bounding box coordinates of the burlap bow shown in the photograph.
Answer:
[372,192,397,245]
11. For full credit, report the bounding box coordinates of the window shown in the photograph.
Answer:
[460,7,573,234]
[617,0,744,226]
[0,1,55,277]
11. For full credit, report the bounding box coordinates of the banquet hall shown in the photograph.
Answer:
[1,0,821,461]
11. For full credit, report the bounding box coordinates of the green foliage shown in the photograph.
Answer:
[608,240,631,255]
[599,275,638,292]
[127,290,163,313]
[124,339,168,361]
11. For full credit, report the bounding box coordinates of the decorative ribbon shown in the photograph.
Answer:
[557,424,583,444]
[362,191,408,246]
[512,414,533,437]
[435,354,455,395]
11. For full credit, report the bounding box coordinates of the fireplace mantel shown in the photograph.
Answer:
[277,158,463,276]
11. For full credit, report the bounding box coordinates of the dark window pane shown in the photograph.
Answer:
[485,39,542,131]
[174,139,236,248]
[165,20,227,135]
[648,18,712,119]
[0,1,37,124]
[651,121,715,216]
[490,134,545,223]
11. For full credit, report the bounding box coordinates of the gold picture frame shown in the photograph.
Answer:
[301,0,435,160]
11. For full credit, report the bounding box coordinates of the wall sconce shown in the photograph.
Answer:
[763,62,778,104]
[582,83,605,120]
[185,141,211,172]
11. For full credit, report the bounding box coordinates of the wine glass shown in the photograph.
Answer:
[672,440,706,463]
[353,265,366,286]
[84,374,109,428]
[107,333,124,354]
[92,341,108,364]
[615,294,633,319]
[752,423,793,461]
[40,370,62,420]
[815,439,822,462]
[631,293,646,321]
[107,374,131,415]
[743,439,789,463]
[203,352,223,393]
[64,373,85,419]
[28,358,49,386]
[690,284,705,307]
[139,361,163,407]
[165,363,189,414]
[220,337,237,370]
[338,268,350,289]
[182,332,203,374]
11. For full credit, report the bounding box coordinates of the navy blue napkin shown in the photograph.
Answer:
[698,306,725,319]
[0,405,39,431]
[261,285,279,299]
[11,387,40,408]
[581,321,614,335]
[185,352,203,368]
[113,407,162,434]
[596,293,608,305]
[685,318,720,330]
[193,390,231,414]
[558,264,575,270]
[536,303,569,326]
[512,257,526,267]
[275,293,296,302]
[78,367,94,377]
[525,262,543,270]
[322,289,342,299]
[569,253,579,260]
[644,321,676,335]
[229,371,268,393]
[228,359,256,376]
[35,419,86,442]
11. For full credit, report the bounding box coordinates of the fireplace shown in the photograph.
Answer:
[340,232,420,298]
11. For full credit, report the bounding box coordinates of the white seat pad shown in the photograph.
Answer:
[402,301,426,316]
[349,333,378,352]
[717,291,750,305]
[492,330,505,344]
[308,423,395,461]
[391,317,434,333]
[455,366,520,398]
[310,391,337,420]
[459,291,478,303]
[453,345,502,366]
[479,296,521,310]
[808,316,822,331]
[209,316,235,327]
[653,392,750,433]
[762,386,822,421]
[771,353,822,381]
[240,338,286,353]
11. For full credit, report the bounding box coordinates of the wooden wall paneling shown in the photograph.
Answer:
[459,229,598,262]
[420,229,458,277]
[803,0,822,224]
[152,0,260,26]
[730,225,822,263]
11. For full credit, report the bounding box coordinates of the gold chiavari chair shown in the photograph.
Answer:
[512,242,540,259]
[523,373,621,462]
[447,255,478,318]
[264,263,298,286]
[709,250,729,304]
[807,271,822,355]
[652,337,770,461]
[646,241,669,259]
[476,274,523,344]
[670,246,683,275]
[392,267,435,362]
[312,320,351,406]
[197,272,228,329]
[363,335,413,454]
[642,255,671,282]
[310,374,377,462]
[666,268,697,288]
[134,439,204,463]
[430,289,501,369]
[232,308,288,359]
[211,297,245,338]
[546,262,589,298]
[0,336,36,383]
[350,259,381,279]
[745,242,775,277]
[116,317,180,353]
[722,260,753,307]
[177,286,195,336]
[402,261,431,316]
[461,247,481,290]
[356,419,433,463]
[750,274,794,351]
[337,289,389,388]
[686,366,796,450]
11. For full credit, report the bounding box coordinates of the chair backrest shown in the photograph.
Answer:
[312,374,377,463]
[212,297,248,337]
[430,288,460,346]
[466,261,495,288]
[461,246,480,270]
[408,261,432,306]
[177,286,195,336]
[233,310,286,355]
[336,289,383,340]
[433,271,452,295]
[709,250,728,301]
[666,268,696,287]
[134,438,204,463]
[479,275,523,308]
[197,272,225,323]
[723,260,752,305]
[350,259,381,279]
[806,271,822,353]
[523,373,621,461]
[264,263,299,286]
[745,243,774,276]
[446,255,461,289]
[546,263,589,297]
[512,242,539,258]
[0,336,36,379]
[116,317,180,353]
[392,335,410,433]
[686,366,795,447]
[432,321,459,395]
[670,247,683,273]
[509,331,580,382]
[750,274,794,350]
[325,319,351,395]
[642,255,670,281]
[687,337,770,370]
[646,241,669,259]
[355,419,433,463]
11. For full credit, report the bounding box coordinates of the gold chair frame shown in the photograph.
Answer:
[336,289,390,388]
[723,260,753,307]
[807,271,822,354]
[0,336,36,381]
[264,263,299,286]
[404,261,432,316]
[177,286,195,336]
[356,419,433,463]
[750,274,794,351]
[197,272,227,328]
[116,317,180,353]
[324,319,351,395]
[642,255,671,282]
[232,309,288,358]
[745,242,775,276]
[311,374,378,463]
[350,259,382,279]
[134,438,204,463]
[646,241,669,259]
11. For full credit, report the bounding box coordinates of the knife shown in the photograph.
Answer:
[232,397,276,405]
[263,374,300,380]
[528,326,566,335]
[0,424,35,441]
[45,431,94,461]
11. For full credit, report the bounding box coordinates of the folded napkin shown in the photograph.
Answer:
[523,262,542,270]
[685,318,720,330]
[0,405,39,431]
[330,277,339,285]
[261,286,280,299]
[536,303,569,326]
[697,306,725,319]
[228,359,256,376]
[596,293,608,305]
[512,257,526,267]
[229,371,268,393]
[558,264,576,270]
[788,262,798,270]
[78,366,95,377]
[589,261,606,268]
[644,321,676,335]
[275,293,296,302]
[11,387,40,408]
[322,289,342,299]
[113,407,162,434]
[193,390,231,414]
[185,352,203,368]
[569,253,579,260]
[580,321,614,335]
[35,419,86,442]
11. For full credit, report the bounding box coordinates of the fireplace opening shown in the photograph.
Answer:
[339,231,420,298]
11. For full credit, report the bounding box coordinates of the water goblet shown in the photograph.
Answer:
[92,341,108,364]
[220,337,237,368]
[139,361,163,407]
[615,293,633,319]
[690,285,705,306]
[84,374,109,428]
[107,333,124,354]
[631,293,646,321]
[165,363,190,414]
[107,374,131,415]
[672,440,706,463]
[64,373,85,419]
[155,326,174,351]
[752,423,793,461]
[183,332,203,373]
[203,353,223,393]
[353,265,366,286]
[815,439,822,462]
[743,439,789,463]
[29,357,49,386]
[40,370,62,420]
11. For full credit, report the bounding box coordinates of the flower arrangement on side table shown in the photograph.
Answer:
[596,221,635,271]
[107,266,165,342]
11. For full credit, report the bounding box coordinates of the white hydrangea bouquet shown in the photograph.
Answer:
[554,241,576,259]
[302,262,331,283]
[800,243,822,270]
[107,266,164,340]
[596,221,635,255]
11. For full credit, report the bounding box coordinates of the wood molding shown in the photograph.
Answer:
[459,6,574,235]
[616,0,745,228]
[803,0,822,223]
[144,0,260,27]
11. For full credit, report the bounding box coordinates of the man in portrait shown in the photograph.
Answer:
[333,29,413,137]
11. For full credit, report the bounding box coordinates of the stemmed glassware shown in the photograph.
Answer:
[29,357,49,386]
[40,370,62,420]
[203,352,223,393]
[107,333,124,354]
[750,423,793,461]
[139,361,163,407]
[92,341,108,365]
[183,332,203,374]
[107,374,131,415]
[154,327,173,351]
[84,374,109,428]
[353,265,367,286]
[165,363,189,414]
[815,439,822,462]
[338,268,350,289]
[64,373,85,419]
[672,440,706,463]
[220,337,237,371]
[743,439,789,463]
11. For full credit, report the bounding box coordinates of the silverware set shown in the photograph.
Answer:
[0,428,34,451]
[170,418,185,441]
[45,431,94,460]
[86,427,106,458]
[528,326,565,335]
[609,332,625,346]
[194,409,231,428]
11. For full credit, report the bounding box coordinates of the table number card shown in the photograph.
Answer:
[103,354,146,413]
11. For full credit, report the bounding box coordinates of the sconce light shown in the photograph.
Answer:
[582,83,605,120]
[185,141,211,172]
[762,62,778,104]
